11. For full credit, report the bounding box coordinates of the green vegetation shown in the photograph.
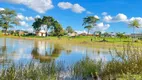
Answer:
[83,16,99,34]
[1,8,142,80]
[32,16,64,37]
[129,19,140,41]
[1,44,142,79]
[66,26,74,33]
[0,8,19,35]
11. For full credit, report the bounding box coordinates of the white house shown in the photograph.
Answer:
[36,30,47,37]
[68,32,78,37]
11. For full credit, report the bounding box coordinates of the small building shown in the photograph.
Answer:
[130,33,142,38]
[36,30,47,37]
[68,32,78,37]
[19,31,25,36]
[79,33,87,36]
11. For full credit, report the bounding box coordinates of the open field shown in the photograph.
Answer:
[1,35,142,49]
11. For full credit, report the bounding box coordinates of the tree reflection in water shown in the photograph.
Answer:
[0,38,11,65]
[31,40,64,63]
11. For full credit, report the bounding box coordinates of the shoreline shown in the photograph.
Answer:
[1,35,142,49]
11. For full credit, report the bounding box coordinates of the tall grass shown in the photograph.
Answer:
[0,43,142,79]
[0,61,62,80]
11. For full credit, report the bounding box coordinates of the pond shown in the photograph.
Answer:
[0,38,113,66]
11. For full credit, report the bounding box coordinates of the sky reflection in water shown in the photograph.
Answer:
[0,38,113,66]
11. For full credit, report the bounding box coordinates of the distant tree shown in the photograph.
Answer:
[52,21,64,37]
[83,16,99,34]
[116,32,125,41]
[102,32,110,41]
[0,8,19,35]
[84,25,93,34]
[94,31,101,37]
[32,16,64,37]
[42,16,55,32]
[32,18,42,32]
[103,32,110,37]
[129,19,140,41]
[66,26,74,33]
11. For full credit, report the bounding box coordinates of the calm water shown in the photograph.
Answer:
[0,38,113,66]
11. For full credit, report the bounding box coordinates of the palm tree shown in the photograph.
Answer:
[83,16,99,34]
[129,19,140,41]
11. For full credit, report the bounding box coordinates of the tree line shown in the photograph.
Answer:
[0,8,141,38]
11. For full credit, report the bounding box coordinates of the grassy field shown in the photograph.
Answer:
[1,35,142,48]
[0,32,142,49]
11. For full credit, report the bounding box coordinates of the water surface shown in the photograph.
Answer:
[0,38,113,66]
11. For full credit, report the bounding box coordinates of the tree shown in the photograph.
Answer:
[52,21,64,37]
[116,32,125,41]
[66,26,74,33]
[83,16,99,34]
[84,25,93,34]
[129,19,140,41]
[0,8,19,35]
[32,18,42,32]
[42,16,55,32]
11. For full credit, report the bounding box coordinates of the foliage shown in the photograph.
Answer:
[0,8,19,34]
[66,26,74,33]
[129,19,140,28]
[32,18,42,32]
[52,21,64,37]
[116,32,126,41]
[73,57,102,79]
[83,16,99,34]
[129,19,140,41]
[84,25,93,34]
[83,16,99,26]
[32,16,64,37]
[42,16,55,30]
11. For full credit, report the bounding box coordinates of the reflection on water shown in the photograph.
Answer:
[0,38,113,65]
[31,40,64,62]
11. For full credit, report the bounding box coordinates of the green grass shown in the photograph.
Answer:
[1,35,142,49]
[0,31,2,37]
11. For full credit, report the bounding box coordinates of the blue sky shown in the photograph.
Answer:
[1,0,142,33]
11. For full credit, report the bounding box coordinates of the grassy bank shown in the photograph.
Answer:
[1,35,142,48]
[1,44,142,79]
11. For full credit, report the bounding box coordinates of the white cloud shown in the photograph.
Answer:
[91,22,110,32]
[16,14,25,20]
[19,21,29,27]
[16,14,34,21]
[1,0,54,13]
[58,2,86,13]
[25,16,34,21]
[19,8,26,11]
[0,7,5,11]
[75,30,87,34]
[72,4,86,13]
[115,13,127,21]
[94,15,100,19]
[103,15,112,22]
[86,11,93,14]
[103,13,128,22]
[35,15,41,18]
[58,2,72,9]
[102,12,108,16]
